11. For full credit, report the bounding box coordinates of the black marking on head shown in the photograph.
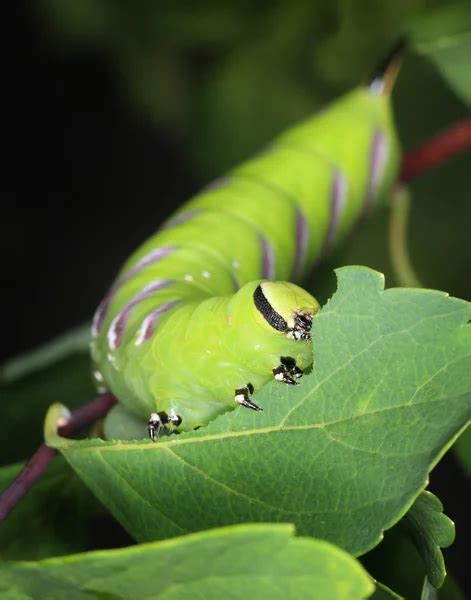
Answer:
[253,285,288,332]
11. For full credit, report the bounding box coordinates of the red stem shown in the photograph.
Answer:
[401,117,471,182]
[0,393,116,521]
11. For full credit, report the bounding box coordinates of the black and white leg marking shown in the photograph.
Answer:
[273,356,303,385]
[234,383,263,412]
[148,412,165,441]
[281,356,304,379]
[147,409,182,441]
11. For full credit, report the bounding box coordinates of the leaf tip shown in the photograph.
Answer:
[330,266,386,304]
[44,403,71,447]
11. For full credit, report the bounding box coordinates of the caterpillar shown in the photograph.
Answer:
[91,45,402,439]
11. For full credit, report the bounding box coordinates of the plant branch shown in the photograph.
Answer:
[392,116,471,287]
[389,185,422,288]
[401,117,471,182]
[0,393,116,521]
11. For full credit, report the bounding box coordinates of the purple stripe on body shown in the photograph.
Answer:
[202,176,230,192]
[291,206,309,282]
[91,246,175,338]
[160,209,201,231]
[362,129,389,214]
[107,279,172,350]
[324,169,348,250]
[135,299,181,345]
[259,235,276,279]
[310,168,348,269]
[91,296,112,338]
[121,246,175,283]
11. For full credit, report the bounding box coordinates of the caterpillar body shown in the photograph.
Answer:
[91,53,401,437]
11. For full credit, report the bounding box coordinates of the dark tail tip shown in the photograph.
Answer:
[369,37,407,95]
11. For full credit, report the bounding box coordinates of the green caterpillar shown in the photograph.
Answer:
[91,49,401,439]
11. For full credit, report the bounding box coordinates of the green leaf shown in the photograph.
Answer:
[362,515,465,599]
[47,267,471,554]
[370,580,404,599]
[421,577,439,600]
[400,491,455,589]
[0,523,373,600]
[0,458,109,560]
[407,3,471,105]
[189,47,317,178]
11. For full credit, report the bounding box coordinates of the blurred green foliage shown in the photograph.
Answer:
[362,524,465,599]
[35,0,434,175]
[407,2,471,103]
[0,458,109,560]
[36,0,471,305]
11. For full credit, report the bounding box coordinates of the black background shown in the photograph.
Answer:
[5,4,195,363]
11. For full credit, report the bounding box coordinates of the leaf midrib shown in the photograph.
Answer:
[61,393,470,454]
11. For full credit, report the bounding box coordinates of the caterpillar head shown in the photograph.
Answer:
[253,281,320,341]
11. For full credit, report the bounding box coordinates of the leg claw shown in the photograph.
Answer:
[147,410,183,440]
[234,384,263,412]
[274,357,304,385]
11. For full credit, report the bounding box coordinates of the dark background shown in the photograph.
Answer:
[5,5,196,362]
[4,2,470,594]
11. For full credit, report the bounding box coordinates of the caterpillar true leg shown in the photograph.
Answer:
[147,412,165,440]
[168,409,183,428]
[273,356,302,385]
[276,356,304,383]
[147,409,183,441]
[273,366,297,385]
[234,383,262,412]
[281,356,303,379]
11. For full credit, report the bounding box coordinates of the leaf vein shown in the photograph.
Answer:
[163,447,285,512]
[96,452,188,534]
